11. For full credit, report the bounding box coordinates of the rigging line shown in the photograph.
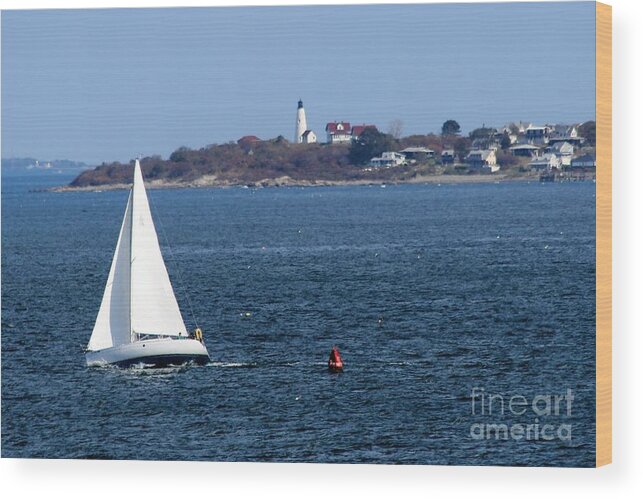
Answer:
[147,186,200,331]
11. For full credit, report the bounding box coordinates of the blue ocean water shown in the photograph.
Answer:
[1,173,596,466]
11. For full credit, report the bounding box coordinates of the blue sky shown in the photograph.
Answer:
[1,2,595,164]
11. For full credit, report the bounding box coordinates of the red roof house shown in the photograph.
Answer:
[237,135,262,146]
[351,124,378,137]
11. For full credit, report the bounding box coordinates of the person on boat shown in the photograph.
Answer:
[328,345,344,372]
[193,328,203,343]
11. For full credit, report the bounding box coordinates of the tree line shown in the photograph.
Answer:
[69,119,595,187]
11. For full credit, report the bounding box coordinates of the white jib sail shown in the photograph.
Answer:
[87,191,133,351]
[129,160,188,338]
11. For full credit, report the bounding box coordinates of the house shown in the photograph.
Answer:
[351,124,378,139]
[547,134,585,147]
[326,122,352,144]
[399,147,435,162]
[472,137,500,150]
[546,141,574,166]
[301,130,317,144]
[525,125,551,145]
[369,152,406,168]
[548,124,584,146]
[529,153,561,171]
[237,135,262,147]
[326,122,378,143]
[570,153,596,168]
[494,129,518,145]
[510,143,540,158]
[441,149,455,165]
[466,149,498,172]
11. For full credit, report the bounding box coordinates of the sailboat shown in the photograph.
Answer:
[86,160,210,368]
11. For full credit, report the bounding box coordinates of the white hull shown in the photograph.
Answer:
[86,337,210,368]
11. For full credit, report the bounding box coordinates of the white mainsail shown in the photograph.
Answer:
[129,160,188,338]
[87,160,187,352]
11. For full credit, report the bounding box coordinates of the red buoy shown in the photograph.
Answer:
[328,346,344,372]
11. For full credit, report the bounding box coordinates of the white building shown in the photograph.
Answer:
[530,153,561,171]
[547,141,574,167]
[301,130,317,144]
[525,125,552,145]
[326,122,352,144]
[466,149,498,172]
[295,100,316,144]
[399,147,435,162]
[369,151,406,168]
[295,100,307,143]
[510,143,540,158]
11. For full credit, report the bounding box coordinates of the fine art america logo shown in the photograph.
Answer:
[469,387,574,442]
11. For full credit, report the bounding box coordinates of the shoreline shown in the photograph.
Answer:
[50,173,541,192]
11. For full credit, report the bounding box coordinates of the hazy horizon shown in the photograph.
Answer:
[2,3,596,165]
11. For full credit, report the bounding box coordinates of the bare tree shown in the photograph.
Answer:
[388,119,404,139]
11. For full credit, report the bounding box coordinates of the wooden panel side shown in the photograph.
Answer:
[595,1,612,468]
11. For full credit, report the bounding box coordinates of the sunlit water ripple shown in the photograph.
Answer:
[2,173,595,465]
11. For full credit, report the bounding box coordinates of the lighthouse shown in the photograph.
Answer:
[295,99,307,143]
[295,100,317,144]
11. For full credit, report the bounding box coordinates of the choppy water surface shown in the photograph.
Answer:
[2,173,595,465]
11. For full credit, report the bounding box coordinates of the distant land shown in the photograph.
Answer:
[2,157,89,176]
[54,120,597,190]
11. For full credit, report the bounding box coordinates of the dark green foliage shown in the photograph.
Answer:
[441,120,461,136]
[348,128,397,166]
[507,123,520,135]
[469,127,496,140]
[500,132,512,150]
[453,137,471,160]
[169,147,190,163]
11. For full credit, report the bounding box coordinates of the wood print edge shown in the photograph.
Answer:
[595,0,612,468]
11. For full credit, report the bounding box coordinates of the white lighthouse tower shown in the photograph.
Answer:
[295,99,307,143]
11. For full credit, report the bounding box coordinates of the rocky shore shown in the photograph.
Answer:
[51,173,537,192]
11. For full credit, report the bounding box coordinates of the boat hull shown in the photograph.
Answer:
[86,337,210,368]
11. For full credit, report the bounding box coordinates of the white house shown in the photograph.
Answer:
[550,124,579,139]
[399,147,435,162]
[547,141,574,166]
[547,124,585,147]
[510,143,540,158]
[466,149,498,172]
[326,122,352,144]
[369,151,406,168]
[525,125,551,145]
[301,130,317,144]
[529,153,561,171]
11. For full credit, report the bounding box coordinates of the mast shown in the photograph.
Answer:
[129,160,136,343]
